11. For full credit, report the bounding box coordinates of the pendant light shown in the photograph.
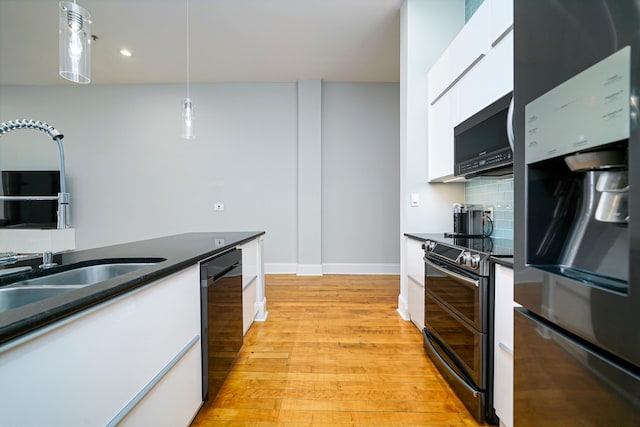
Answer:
[59,1,91,84]
[182,0,195,139]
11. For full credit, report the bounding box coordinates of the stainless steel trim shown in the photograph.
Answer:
[106,334,201,427]
[430,54,486,106]
[0,266,32,277]
[507,97,515,151]
[0,196,59,201]
[425,258,479,288]
[498,341,514,356]
[423,329,479,397]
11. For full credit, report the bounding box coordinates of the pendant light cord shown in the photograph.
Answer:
[186,0,190,99]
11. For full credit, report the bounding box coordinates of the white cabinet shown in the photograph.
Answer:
[493,263,514,427]
[0,266,202,427]
[428,87,456,181]
[454,31,513,126]
[241,238,258,335]
[427,0,513,182]
[406,238,425,330]
[489,0,514,47]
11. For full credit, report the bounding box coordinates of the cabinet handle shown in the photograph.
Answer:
[430,53,486,106]
[491,24,514,48]
[498,341,513,356]
[106,335,200,427]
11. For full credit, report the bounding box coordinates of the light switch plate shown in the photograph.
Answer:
[410,193,419,207]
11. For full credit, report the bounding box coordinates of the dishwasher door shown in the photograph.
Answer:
[200,248,243,401]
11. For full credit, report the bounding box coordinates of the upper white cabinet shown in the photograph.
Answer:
[427,87,455,181]
[454,31,513,126]
[427,0,513,182]
[489,0,514,47]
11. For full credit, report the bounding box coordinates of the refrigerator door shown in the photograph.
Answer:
[514,309,640,427]
[514,0,640,367]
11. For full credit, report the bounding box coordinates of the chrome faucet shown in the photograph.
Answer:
[0,119,70,229]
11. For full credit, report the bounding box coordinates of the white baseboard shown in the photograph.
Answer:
[296,264,323,276]
[264,263,297,274]
[264,263,400,275]
[322,263,399,275]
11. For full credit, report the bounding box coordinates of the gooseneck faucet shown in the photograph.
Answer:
[0,119,70,229]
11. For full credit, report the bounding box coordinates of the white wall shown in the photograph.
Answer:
[0,82,399,272]
[322,83,400,273]
[398,0,465,317]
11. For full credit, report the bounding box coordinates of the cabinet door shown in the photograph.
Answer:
[428,88,455,181]
[454,31,513,126]
[428,47,452,105]
[493,264,514,427]
[406,239,425,330]
[489,0,513,47]
[241,239,259,335]
[0,266,202,427]
[449,0,489,85]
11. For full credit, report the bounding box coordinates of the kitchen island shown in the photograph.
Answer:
[0,231,265,427]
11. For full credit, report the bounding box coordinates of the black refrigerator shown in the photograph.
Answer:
[513,1,640,426]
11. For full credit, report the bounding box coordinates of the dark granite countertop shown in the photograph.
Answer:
[0,231,264,346]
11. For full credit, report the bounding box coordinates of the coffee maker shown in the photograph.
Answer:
[452,204,484,237]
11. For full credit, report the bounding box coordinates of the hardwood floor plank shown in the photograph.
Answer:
[191,275,482,426]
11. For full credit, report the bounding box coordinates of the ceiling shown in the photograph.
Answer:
[0,0,403,86]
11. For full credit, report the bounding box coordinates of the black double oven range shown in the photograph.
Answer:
[419,233,512,425]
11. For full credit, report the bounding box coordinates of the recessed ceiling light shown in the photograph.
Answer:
[120,49,132,57]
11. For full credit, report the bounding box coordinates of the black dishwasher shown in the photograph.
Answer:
[200,248,243,401]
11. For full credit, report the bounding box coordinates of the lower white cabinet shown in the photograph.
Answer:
[241,238,259,335]
[0,265,202,427]
[493,263,514,427]
[406,238,425,330]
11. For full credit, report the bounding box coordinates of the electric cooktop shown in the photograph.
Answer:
[420,232,514,258]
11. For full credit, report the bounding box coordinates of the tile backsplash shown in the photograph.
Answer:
[464,176,514,239]
[465,0,485,22]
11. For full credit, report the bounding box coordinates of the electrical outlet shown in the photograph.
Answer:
[484,207,494,220]
[214,203,224,211]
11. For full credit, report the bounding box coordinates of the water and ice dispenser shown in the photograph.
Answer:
[524,47,631,293]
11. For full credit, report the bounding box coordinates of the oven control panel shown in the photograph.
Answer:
[424,239,489,275]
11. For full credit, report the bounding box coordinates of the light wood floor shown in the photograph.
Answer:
[191,274,482,426]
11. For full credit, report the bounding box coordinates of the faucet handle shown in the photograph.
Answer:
[40,251,58,269]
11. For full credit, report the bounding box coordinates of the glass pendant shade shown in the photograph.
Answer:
[182,98,195,140]
[59,1,91,84]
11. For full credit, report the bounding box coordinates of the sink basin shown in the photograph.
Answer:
[0,259,163,312]
[0,286,82,312]
[7,262,160,288]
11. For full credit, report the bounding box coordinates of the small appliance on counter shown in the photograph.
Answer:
[450,204,486,237]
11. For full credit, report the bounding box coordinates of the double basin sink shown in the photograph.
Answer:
[0,260,164,312]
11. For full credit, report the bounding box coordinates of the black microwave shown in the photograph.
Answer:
[454,92,513,178]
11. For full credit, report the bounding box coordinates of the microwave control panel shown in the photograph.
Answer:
[456,148,513,175]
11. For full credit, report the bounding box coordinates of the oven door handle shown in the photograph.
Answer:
[425,258,479,288]
[422,329,479,397]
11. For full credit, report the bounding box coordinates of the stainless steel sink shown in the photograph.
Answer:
[6,262,159,288]
[0,286,82,312]
[0,260,163,312]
